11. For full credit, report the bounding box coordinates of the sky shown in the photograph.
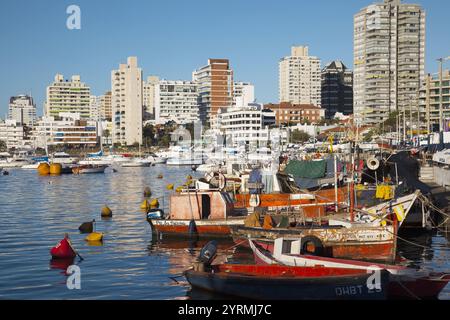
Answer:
[0,0,449,117]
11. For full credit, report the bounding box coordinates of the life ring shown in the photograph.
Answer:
[249,194,261,208]
[300,236,324,256]
[218,173,226,190]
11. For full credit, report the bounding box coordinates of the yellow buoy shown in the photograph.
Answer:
[150,199,159,208]
[85,232,103,242]
[176,186,183,193]
[101,205,112,217]
[141,199,150,210]
[49,163,62,175]
[167,184,174,190]
[38,163,50,175]
[186,175,193,180]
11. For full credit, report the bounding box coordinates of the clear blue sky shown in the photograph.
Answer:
[1,0,449,117]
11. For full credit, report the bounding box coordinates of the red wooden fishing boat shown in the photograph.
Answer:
[249,239,450,299]
[231,191,420,261]
[184,263,389,300]
[50,238,76,259]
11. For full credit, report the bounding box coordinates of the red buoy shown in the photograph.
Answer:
[50,237,76,259]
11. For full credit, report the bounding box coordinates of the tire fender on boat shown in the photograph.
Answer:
[300,236,324,256]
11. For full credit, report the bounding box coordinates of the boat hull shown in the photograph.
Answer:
[249,240,450,299]
[148,218,245,238]
[185,264,389,300]
[231,225,396,261]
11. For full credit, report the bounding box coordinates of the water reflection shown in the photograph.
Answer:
[0,167,449,299]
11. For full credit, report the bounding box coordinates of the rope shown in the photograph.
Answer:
[394,278,422,300]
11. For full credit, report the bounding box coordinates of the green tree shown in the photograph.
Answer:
[381,112,399,133]
[0,140,6,152]
[291,130,311,143]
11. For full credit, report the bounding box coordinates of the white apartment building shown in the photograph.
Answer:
[32,113,98,149]
[354,0,426,125]
[233,82,255,107]
[89,95,100,121]
[0,119,25,150]
[279,46,322,107]
[99,91,112,121]
[111,57,143,146]
[157,80,200,124]
[419,70,450,132]
[218,99,276,148]
[8,95,36,126]
[45,74,91,119]
[143,76,159,120]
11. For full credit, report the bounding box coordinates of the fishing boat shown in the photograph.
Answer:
[147,188,247,238]
[231,191,421,261]
[185,263,389,300]
[72,164,108,174]
[249,239,450,299]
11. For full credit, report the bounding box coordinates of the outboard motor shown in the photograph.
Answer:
[147,209,165,220]
[198,240,218,265]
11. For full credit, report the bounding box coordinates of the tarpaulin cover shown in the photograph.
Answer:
[285,160,326,179]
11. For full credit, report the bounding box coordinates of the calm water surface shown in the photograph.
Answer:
[0,166,449,300]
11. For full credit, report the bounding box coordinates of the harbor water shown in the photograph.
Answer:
[0,166,449,300]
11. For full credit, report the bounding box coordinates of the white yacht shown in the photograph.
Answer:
[51,152,79,165]
[21,156,50,169]
[0,152,31,168]
[120,158,152,167]
[145,152,167,164]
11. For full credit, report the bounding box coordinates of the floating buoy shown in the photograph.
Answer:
[150,199,159,208]
[167,184,174,190]
[101,205,112,217]
[49,163,62,175]
[176,186,183,193]
[38,163,50,175]
[157,174,163,179]
[79,219,95,234]
[186,175,193,180]
[85,232,103,242]
[141,199,151,210]
[50,235,76,259]
[143,187,152,197]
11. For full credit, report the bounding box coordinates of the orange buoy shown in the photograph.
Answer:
[49,163,62,175]
[38,163,50,175]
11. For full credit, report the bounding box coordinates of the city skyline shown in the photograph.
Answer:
[1,0,449,117]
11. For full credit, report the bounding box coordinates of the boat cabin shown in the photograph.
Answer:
[169,190,235,220]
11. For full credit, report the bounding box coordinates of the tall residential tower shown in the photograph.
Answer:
[279,46,321,107]
[353,0,426,125]
[111,57,143,146]
[193,59,234,125]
